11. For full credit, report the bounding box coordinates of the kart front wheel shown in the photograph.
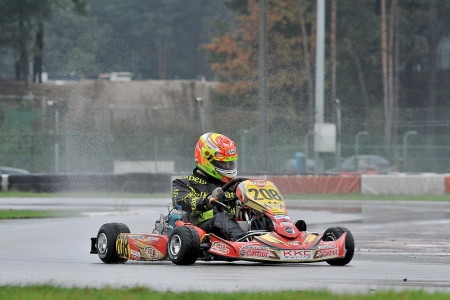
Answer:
[96,223,130,264]
[322,226,354,266]
[168,226,200,265]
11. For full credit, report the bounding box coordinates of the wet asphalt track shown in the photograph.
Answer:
[0,197,449,294]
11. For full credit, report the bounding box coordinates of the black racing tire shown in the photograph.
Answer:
[322,226,354,266]
[168,226,200,265]
[294,219,307,231]
[96,223,130,264]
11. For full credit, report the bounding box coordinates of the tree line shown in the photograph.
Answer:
[1,0,450,140]
[204,0,450,147]
[0,0,233,82]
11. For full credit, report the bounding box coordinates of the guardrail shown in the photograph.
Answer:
[0,173,172,193]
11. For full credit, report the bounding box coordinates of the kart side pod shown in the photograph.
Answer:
[90,231,169,262]
[116,233,169,261]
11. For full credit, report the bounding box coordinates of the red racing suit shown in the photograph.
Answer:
[172,168,246,241]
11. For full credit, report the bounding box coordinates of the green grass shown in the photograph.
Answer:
[0,209,79,220]
[0,286,449,300]
[0,190,170,198]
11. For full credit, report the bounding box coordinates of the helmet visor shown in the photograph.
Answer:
[212,160,237,172]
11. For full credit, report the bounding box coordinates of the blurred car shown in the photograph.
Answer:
[326,155,398,175]
[0,166,30,175]
[283,158,315,175]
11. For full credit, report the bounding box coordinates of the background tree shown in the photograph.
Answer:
[85,0,233,79]
[206,0,313,136]
[298,0,315,131]
[0,0,87,86]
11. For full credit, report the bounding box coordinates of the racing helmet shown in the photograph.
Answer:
[194,132,238,182]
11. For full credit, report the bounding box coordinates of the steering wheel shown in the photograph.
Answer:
[209,177,248,213]
[221,177,248,192]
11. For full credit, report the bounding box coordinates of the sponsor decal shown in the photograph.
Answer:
[315,247,338,258]
[280,222,292,226]
[131,235,144,240]
[284,227,295,234]
[273,212,287,216]
[116,234,130,259]
[144,246,160,260]
[130,249,141,258]
[224,191,236,199]
[241,245,269,250]
[287,240,302,245]
[146,236,160,242]
[274,215,290,220]
[240,249,275,258]
[251,180,267,187]
[281,250,313,260]
[183,176,207,184]
[228,149,236,155]
[319,244,338,249]
[211,241,230,254]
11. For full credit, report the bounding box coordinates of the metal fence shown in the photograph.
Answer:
[1,95,450,174]
[1,131,449,174]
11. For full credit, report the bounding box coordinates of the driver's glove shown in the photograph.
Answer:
[211,187,225,202]
[204,187,225,210]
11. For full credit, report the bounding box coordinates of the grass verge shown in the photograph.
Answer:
[0,286,449,300]
[0,191,169,198]
[0,209,80,220]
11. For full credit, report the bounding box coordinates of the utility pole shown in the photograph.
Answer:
[315,0,325,124]
[314,0,325,174]
[330,0,337,123]
[258,0,268,172]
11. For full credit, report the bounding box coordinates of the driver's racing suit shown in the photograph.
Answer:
[172,168,246,241]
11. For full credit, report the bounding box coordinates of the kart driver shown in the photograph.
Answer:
[172,132,246,242]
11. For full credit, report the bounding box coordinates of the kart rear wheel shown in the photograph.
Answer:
[322,226,354,266]
[96,223,130,264]
[168,226,200,265]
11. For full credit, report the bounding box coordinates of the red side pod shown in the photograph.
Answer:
[175,220,185,227]
[208,235,239,258]
[119,233,168,261]
[174,221,208,242]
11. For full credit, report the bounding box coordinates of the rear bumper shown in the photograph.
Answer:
[90,237,97,254]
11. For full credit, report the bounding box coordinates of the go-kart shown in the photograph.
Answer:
[90,177,354,266]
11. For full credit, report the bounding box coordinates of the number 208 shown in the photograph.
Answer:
[248,188,282,200]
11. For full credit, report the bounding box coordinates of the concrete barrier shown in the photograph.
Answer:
[1,175,8,192]
[2,173,172,193]
[361,173,447,195]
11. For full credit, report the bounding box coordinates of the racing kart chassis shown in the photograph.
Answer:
[90,178,355,266]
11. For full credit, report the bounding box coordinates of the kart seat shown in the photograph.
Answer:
[237,221,249,232]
